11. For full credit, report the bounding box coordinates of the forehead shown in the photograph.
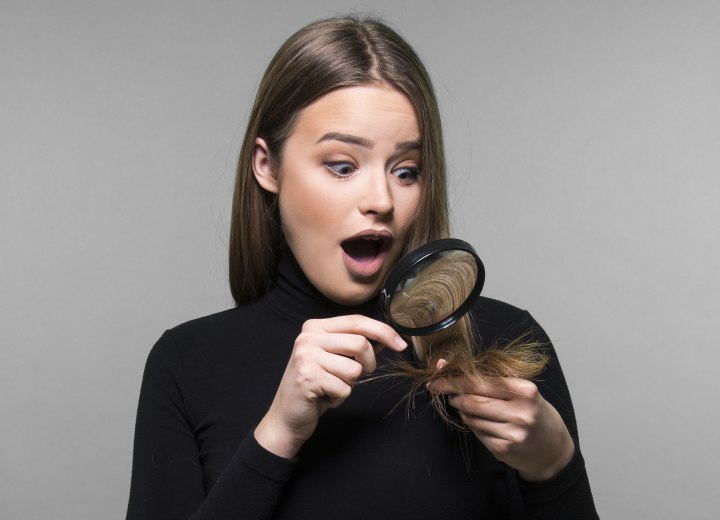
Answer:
[290,84,420,145]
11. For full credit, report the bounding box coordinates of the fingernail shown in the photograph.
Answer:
[437,359,447,369]
[395,336,407,350]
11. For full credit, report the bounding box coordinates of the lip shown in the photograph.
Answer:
[340,229,394,279]
[344,228,393,242]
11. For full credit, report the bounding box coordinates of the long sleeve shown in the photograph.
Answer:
[125,331,295,520]
[126,287,598,519]
[516,312,599,519]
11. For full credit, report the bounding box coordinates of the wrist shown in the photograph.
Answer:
[254,413,306,459]
[519,434,575,482]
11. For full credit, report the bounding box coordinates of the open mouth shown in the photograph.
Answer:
[341,235,388,261]
[340,232,393,278]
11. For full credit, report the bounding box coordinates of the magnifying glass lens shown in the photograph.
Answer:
[388,249,480,331]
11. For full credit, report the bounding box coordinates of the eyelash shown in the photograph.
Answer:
[324,161,421,184]
[393,166,422,184]
[325,161,357,178]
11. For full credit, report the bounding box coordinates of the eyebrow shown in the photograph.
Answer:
[316,132,421,152]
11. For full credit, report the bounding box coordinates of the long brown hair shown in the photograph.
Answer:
[228,16,448,304]
[228,16,548,424]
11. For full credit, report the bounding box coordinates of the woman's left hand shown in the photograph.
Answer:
[427,359,575,481]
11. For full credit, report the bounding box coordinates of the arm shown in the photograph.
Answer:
[127,316,407,519]
[428,312,598,519]
[516,312,598,519]
[254,315,408,458]
[125,331,295,520]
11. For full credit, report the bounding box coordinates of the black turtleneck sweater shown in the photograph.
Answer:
[125,248,598,519]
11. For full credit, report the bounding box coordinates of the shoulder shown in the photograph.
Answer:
[469,296,550,345]
[470,295,528,330]
[472,295,526,319]
[146,303,262,367]
[168,306,244,343]
[142,302,283,396]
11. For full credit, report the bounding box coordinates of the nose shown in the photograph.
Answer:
[358,170,394,218]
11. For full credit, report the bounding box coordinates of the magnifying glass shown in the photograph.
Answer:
[381,238,485,336]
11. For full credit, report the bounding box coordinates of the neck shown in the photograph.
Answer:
[262,240,382,324]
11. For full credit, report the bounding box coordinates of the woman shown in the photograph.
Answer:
[126,16,598,519]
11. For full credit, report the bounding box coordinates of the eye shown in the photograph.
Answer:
[325,161,357,178]
[392,166,421,184]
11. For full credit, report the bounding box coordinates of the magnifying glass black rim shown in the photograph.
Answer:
[382,238,485,336]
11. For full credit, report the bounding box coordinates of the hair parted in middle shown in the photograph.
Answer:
[229,15,448,305]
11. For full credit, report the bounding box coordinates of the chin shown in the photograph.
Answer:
[323,282,381,307]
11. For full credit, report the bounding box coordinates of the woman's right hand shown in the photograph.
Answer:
[254,315,407,459]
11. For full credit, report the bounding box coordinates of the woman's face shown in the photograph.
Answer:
[254,84,422,305]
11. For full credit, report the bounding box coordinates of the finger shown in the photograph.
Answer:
[448,394,512,423]
[457,412,535,458]
[316,349,367,383]
[427,377,506,398]
[426,360,470,395]
[308,332,377,374]
[316,371,353,408]
[303,315,407,352]
[457,413,512,441]
[429,376,534,401]
[449,393,542,435]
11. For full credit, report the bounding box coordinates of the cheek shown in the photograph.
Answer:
[395,186,422,228]
[277,177,342,240]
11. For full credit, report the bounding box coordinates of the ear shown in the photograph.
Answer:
[252,137,279,194]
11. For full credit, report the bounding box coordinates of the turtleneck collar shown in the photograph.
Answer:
[262,240,383,325]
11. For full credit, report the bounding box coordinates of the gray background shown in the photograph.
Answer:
[2,1,718,518]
